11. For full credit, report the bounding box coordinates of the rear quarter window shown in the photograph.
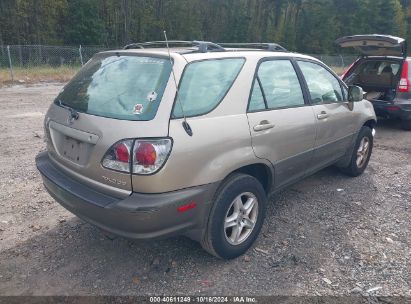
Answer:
[172,58,245,118]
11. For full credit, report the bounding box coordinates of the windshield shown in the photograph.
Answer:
[55,54,172,121]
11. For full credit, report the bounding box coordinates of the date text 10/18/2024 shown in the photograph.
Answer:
[149,296,257,303]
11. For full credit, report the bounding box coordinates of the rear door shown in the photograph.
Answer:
[296,60,357,172]
[336,34,407,58]
[44,53,175,197]
[246,58,317,190]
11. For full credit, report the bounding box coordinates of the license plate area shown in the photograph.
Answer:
[62,136,86,165]
[48,121,98,167]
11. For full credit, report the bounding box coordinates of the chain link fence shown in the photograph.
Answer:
[0,45,110,83]
[309,54,358,75]
[0,45,358,83]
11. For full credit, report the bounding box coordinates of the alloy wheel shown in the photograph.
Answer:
[356,137,370,168]
[224,192,259,245]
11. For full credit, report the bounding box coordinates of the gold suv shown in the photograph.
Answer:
[36,41,376,259]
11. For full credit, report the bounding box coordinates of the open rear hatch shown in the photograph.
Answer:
[336,34,407,58]
[44,52,173,197]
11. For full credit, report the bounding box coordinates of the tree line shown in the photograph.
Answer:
[0,0,410,54]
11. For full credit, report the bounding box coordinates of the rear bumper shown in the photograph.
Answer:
[35,152,217,241]
[372,100,411,120]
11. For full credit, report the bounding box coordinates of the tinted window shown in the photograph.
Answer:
[173,58,245,118]
[249,60,304,110]
[298,61,343,104]
[55,55,172,121]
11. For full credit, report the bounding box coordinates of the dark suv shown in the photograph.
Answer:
[337,34,411,130]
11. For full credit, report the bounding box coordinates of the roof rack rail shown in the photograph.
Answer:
[123,40,226,53]
[218,42,287,52]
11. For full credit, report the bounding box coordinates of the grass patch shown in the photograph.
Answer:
[331,66,346,76]
[0,64,347,87]
[0,65,80,86]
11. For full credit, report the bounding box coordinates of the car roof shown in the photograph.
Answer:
[100,47,320,63]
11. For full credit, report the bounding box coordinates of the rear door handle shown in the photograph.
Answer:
[253,120,275,132]
[317,111,329,120]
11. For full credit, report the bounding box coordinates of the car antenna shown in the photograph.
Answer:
[163,30,193,136]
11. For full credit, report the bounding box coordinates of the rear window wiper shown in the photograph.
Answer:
[56,99,79,121]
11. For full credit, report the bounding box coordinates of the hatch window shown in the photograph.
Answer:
[55,54,172,121]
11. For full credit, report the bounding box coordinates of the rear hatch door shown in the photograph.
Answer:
[336,34,407,58]
[44,52,175,197]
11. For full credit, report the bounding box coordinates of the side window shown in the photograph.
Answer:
[248,80,266,111]
[262,60,304,109]
[172,58,245,118]
[341,85,348,101]
[298,61,343,104]
[248,60,305,111]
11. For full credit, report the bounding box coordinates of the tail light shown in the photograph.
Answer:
[102,138,172,175]
[398,61,410,93]
[133,139,172,175]
[386,106,400,111]
[102,140,133,173]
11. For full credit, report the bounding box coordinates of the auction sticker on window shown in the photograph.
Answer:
[147,91,158,102]
[133,104,144,115]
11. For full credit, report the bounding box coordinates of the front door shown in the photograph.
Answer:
[246,59,317,190]
[296,60,357,172]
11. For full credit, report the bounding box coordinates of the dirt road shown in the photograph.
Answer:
[0,84,410,296]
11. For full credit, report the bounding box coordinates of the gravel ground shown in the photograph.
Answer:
[0,84,410,297]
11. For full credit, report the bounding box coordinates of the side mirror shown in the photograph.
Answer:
[348,85,364,102]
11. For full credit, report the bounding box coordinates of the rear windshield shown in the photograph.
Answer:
[55,54,172,121]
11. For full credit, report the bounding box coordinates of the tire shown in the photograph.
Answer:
[340,126,373,177]
[401,119,411,131]
[201,173,267,260]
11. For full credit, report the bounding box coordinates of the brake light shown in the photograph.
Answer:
[398,61,410,92]
[135,142,157,166]
[101,138,172,175]
[115,143,130,163]
[102,140,133,173]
